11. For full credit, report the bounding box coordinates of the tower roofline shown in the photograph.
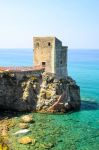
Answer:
[54,37,62,43]
[33,36,68,48]
[33,36,56,38]
[33,36,61,42]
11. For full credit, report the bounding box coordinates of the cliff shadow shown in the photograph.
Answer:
[81,100,99,111]
[0,110,32,121]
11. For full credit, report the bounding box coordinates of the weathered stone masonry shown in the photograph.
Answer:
[33,37,68,76]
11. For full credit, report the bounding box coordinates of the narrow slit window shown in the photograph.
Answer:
[48,42,51,46]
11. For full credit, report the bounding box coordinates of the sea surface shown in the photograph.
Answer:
[0,48,99,150]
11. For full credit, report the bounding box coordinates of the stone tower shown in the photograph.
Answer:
[33,37,68,76]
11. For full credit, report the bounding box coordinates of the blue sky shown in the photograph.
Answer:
[0,0,99,48]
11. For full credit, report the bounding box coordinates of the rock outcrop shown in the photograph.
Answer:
[37,72,81,112]
[0,72,40,111]
[0,71,81,113]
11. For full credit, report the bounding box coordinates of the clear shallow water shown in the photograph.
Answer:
[0,49,99,150]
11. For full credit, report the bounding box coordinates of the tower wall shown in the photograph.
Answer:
[55,38,68,76]
[33,37,68,76]
[33,37,55,73]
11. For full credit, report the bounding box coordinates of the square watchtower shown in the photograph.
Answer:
[33,37,68,76]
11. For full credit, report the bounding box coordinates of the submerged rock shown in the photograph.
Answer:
[19,123,29,129]
[18,136,33,144]
[40,143,55,149]
[21,115,33,123]
[0,118,15,150]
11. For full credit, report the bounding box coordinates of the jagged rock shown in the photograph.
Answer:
[37,73,81,112]
[40,92,46,99]
[0,72,81,113]
[45,91,52,99]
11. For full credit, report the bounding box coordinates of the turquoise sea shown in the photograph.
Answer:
[0,49,99,150]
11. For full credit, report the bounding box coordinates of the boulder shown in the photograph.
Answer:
[18,137,33,144]
[21,115,33,123]
[19,123,29,129]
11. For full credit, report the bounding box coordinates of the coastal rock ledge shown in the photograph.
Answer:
[0,72,81,113]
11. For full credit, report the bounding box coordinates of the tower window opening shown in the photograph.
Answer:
[42,62,46,67]
[36,42,39,47]
[48,42,51,46]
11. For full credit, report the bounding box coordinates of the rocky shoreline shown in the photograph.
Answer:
[0,113,58,150]
[0,113,16,150]
[0,72,81,113]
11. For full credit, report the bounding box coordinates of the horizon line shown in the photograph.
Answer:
[0,48,99,50]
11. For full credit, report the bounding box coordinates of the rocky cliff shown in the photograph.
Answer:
[0,72,81,113]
